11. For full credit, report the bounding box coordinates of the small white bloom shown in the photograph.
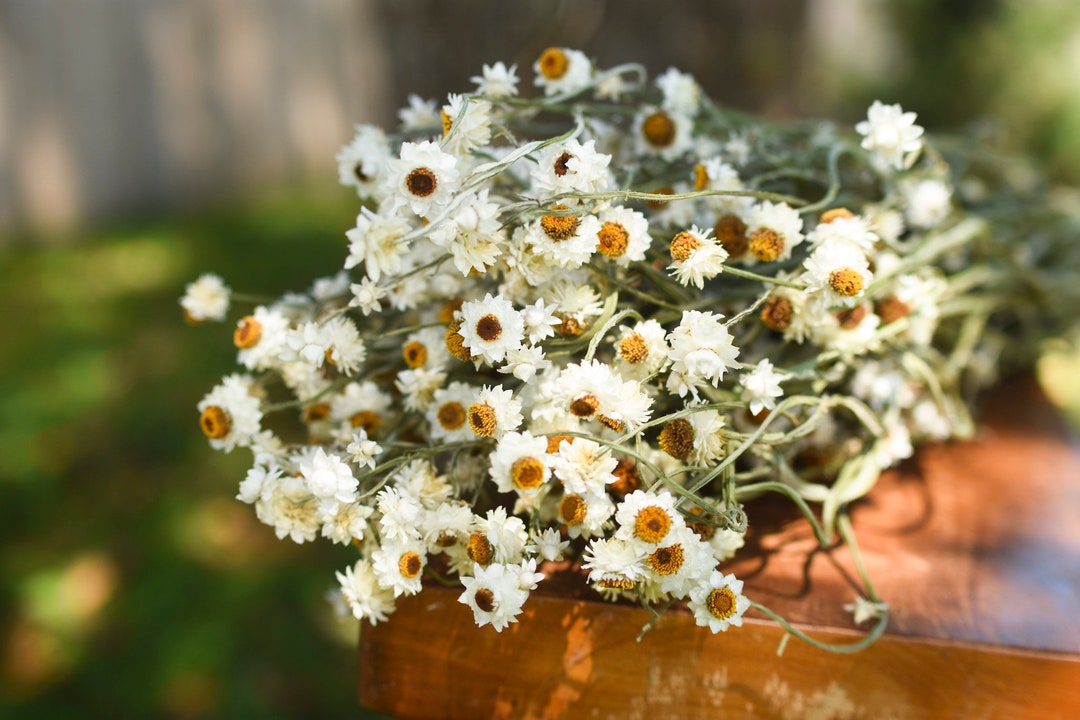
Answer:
[181,273,231,322]
[471,61,519,97]
[320,501,374,545]
[666,311,741,399]
[688,570,751,633]
[531,138,611,198]
[741,358,785,416]
[467,385,522,440]
[440,94,493,157]
[489,431,551,496]
[856,101,924,171]
[427,381,478,443]
[376,486,425,544]
[801,241,872,309]
[656,67,701,116]
[386,140,461,218]
[614,490,686,549]
[397,94,439,132]
[528,527,569,562]
[198,374,263,452]
[533,47,592,97]
[902,178,953,229]
[583,537,648,588]
[551,437,618,497]
[613,319,669,381]
[396,366,447,412]
[346,428,382,469]
[635,106,694,161]
[459,562,529,631]
[371,537,427,597]
[457,293,525,364]
[668,225,729,289]
[344,208,412,282]
[349,278,387,315]
[299,448,358,513]
[746,201,805,263]
[595,205,651,266]
[336,560,397,625]
[336,124,391,197]
[845,596,889,626]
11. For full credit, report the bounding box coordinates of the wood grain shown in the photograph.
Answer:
[359,375,1080,718]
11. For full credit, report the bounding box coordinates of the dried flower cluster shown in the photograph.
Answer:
[185,49,1079,644]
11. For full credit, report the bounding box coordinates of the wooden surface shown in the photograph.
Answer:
[358,375,1080,718]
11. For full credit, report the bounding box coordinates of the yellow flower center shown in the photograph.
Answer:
[619,333,649,364]
[829,268,865,297]
[693,163,709,191]
[596,414,625,433]
[540,205,580,241]
[467,532,494,566]
[304,402,331,423]
[633,505,672,544]
[538,47,569,80]
[555,315,587,336]
[233,316,262,349]
[440,109,452,137]
[658,417,695,462]
[670,231,702,262]
[642,110,676,148]
[199,406,230,440]
[559,494,587,525]
[820,207,854,224]
[569,394,600,418]
[597,221,630,257]
[436,402,466,431]
[467,403,498,437]
[510,456,546,491]
[648,544,685,576]
[475,314,502,342]
[403,340,427,368]
[706,586,737,619]
[597,577,636,590]
[349,411,381,434]
[398,551,423,579]
[405,167,438,198]
[439,297,464,324]
[749,228,784,262]
[445,320,472,362]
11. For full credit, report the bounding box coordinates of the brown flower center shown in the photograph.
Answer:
[569,394,600,418]
[658,417,695,462]
[761,295,793,332]
[596,414,625,433]
[597,221,630,257]
[829,268,865,297]
[510,456,546,491]
[642,110,676,148]
[353,163,369,183]
[749,228,784,262]
[405,167,437,198]
[836,304,869,330]
[475,314,502,342]
[304,402,331,423]
[436,402,466,431]
[538,47,569,80]
[546,434,572,454]
[714,214,749,259]
[398,551,423,579]
[670,231,702,262]
[473,588,496,613]
[609,458,641,499]
[646,186,674,209]
[199,406,231,440]
[553,152,573,177]
[876,296,912,325]
[233,316,262,349]
[468,403,498,437]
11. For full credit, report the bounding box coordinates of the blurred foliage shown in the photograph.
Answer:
[857,0,1080,184]
[0,188,389,718]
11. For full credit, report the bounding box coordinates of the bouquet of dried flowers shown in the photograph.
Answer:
[184,48,1080,650]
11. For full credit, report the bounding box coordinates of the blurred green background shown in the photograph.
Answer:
[2,1,1080,718]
